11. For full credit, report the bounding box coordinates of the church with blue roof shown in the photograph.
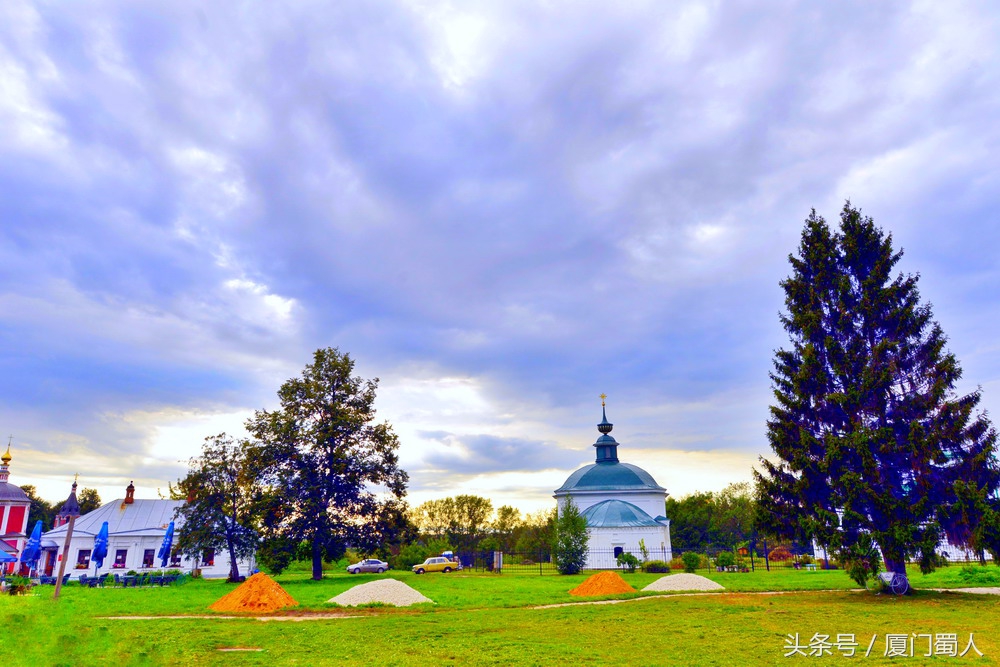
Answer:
[554,398,672,568]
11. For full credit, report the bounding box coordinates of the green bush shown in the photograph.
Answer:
[715,551,736,568]
[616,552,640,573]
[682,552,701,573]
[643,560,671,573]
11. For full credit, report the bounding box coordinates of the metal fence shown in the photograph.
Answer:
[450,546,997,575]
[456,548,670,575]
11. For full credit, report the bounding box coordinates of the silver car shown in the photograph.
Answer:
[346,558,389,574]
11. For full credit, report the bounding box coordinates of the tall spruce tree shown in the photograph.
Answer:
[755,203,1000,584]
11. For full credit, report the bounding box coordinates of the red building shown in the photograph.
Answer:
[0,444,31,572]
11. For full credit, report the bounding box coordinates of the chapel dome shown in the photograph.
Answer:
[554,399,666,495]
[0,482,30,502]
[555,461,664,493]
[581,499,664,528]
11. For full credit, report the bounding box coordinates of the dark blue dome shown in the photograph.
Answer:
[555,461,665,493]
[0,482,29,502]
[582,499,663,527]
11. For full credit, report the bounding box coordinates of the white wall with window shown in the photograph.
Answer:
[42,495,254,580]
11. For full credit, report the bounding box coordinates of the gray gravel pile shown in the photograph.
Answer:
[328,579,434,607]
[642,573,725,592]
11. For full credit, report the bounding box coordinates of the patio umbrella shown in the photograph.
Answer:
[92,521,110,575]
[0,551,17,563]
[19,520,43,574]
[157,521,175,568]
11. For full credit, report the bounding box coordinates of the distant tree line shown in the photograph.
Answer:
[403,494,555,559]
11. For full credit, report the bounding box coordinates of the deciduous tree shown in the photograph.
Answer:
[78,488,102,515]
[249,348,408,580]
[174,434,260,581]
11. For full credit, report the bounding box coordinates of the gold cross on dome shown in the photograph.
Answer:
[600,393,607,406]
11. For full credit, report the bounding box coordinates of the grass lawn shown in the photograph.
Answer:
[4,565,998,666]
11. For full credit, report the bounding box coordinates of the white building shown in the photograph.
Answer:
[554,402,672,568]
[42,481,254,580]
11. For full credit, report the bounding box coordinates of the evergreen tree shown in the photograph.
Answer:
[755,203,1000,584]
[248,348,408,580]
[553,497,589,575]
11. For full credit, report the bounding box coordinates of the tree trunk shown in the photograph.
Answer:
[883,554,906,577]
[312,536,323,581]
[226,528,241,582]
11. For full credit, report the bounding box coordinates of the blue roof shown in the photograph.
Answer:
[0,482,29,502]
[555,461,665,493]
[582,499,663,528]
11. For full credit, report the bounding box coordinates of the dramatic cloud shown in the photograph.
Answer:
[2,1,999,511]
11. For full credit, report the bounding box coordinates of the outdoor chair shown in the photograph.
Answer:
[150,576,164,586]
[39,576,55,585]
[113,574,121,587]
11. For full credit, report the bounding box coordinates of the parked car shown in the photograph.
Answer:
[346,559,390,574]
[412,556,461,574]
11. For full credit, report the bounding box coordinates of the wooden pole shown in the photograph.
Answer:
[53,515,76,600]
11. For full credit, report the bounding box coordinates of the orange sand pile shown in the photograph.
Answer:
[569,571,636,596]
[209,573,300,613]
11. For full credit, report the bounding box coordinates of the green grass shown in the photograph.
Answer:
[4,566,999,665]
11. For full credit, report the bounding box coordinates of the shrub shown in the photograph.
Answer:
[643,560,671,573]
[616,552,640,573]
[768,546,793,562]
[715,551,736,569]
[682,552,701,573]
[799,554,814,565]
[638,539,650,562]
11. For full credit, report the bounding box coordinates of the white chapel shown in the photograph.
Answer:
[554,399,672,568]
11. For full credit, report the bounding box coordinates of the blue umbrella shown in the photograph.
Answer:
[19,520,43,574]
[92,521,109,574]
[157,521,175,568]
[0,551,16,563]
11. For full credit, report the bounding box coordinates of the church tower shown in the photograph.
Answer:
[0,442,32,572]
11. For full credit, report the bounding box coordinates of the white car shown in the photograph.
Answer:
[346,558,389,574]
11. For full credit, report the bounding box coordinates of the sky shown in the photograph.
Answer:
[2,0,999,514]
